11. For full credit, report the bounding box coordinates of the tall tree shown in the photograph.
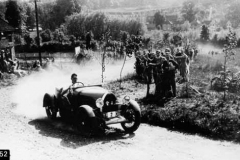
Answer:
[52,0,81,29]
[225,1,240,28]
[153,11,165,29]
[25,4,35,29]
[0,1,6,20]
[38,2,55,30]
[5,0,24,28]
[200,25,210,41]
[181,0,197,23]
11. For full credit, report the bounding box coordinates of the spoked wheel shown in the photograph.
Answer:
[121,107,141,133]
[45,106,57,119]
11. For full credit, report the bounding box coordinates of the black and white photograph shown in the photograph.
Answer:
[0,0,240,159]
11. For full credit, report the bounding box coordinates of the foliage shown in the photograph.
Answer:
[25,4,35,29]
[40,29,53,42]
[171,34,182,46]
[34,35,42,45]
[225,1,240,28]
[15,41,74,53]
[52,0,81,29]
[38,2,55,30]
[13,34,24,45]
[181,0,197,23]
[37,0,81,31]
[163,32,170,44]
[153,11,165,29]
[0,1,6,20]
[222,29,237,100]
[23,33,33,46]
[181,21,191,31]
[200,25,210,41]
[5,0,26,29]
[141,97,240,142]
[65,12,144,41]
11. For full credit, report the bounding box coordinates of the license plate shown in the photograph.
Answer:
[106,112,118,118]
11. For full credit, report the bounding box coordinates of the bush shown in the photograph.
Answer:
[40,29,53,42]
[141,97,240,142]
[23,33,33,46]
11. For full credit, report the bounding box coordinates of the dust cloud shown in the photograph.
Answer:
[197,43,222,55]
[11,56,135,119]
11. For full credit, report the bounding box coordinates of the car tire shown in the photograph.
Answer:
[45,106,57,119]
[43,93,57,119]
[121,106,141,133]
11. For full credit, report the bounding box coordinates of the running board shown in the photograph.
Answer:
[105,116,128,125]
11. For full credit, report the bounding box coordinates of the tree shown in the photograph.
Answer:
[0,1,6,20]
[23,33,33,47]
[40,29,53,42]
[222,30,237,100]
[171,34,182,47]
[25,4,35,29]
[38,2,55,30]
[225,1,240,28]
[153,11,165,29]
[181,0,197,23]
[5,0,25,29]
[52,0,81,29]
[200,25,210,41]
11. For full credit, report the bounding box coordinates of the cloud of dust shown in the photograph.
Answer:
[197,43,222,55]
[11,57,135,119]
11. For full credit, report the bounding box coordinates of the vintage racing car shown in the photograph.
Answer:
[43,82,141,133]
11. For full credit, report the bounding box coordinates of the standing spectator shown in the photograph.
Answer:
[86,31,93,50]
[175,49,190,82]
[148,50,166,96]
[162,52,178,98]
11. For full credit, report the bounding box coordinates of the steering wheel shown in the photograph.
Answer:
[75,82,85,87]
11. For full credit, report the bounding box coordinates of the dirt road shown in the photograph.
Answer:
[0,86,240,160]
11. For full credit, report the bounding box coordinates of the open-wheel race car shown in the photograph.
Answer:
[43,82,141,134]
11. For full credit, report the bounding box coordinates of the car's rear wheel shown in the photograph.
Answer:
[45,106,57,119]
[121,106,141,133]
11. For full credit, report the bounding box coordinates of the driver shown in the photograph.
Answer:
[62,73,82,106]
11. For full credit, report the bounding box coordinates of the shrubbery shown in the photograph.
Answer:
[141,96,240,142]
[15,42,74,53]
[65,12,145,41]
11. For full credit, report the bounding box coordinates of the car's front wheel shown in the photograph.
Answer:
[121,106,141,133]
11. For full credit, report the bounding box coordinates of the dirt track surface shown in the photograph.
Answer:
[0,86,240,160]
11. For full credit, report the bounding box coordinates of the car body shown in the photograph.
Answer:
[43,82,141,134]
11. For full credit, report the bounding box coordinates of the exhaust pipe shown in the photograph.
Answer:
[105,116,128,125]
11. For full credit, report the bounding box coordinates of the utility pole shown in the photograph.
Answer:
[34,0,42,65]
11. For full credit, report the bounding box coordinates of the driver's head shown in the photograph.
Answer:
[71,73,77,84]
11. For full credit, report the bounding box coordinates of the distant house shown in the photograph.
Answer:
[0,18,16,59]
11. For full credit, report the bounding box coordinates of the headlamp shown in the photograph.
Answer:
[96,98,104,111]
